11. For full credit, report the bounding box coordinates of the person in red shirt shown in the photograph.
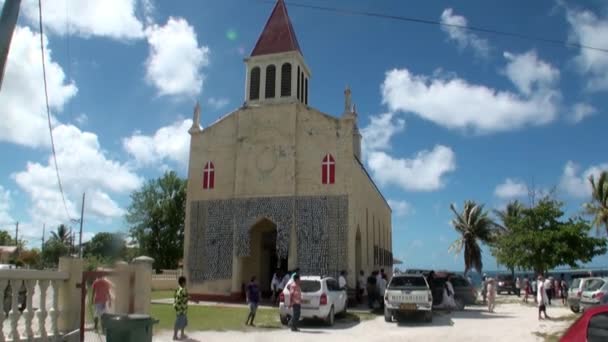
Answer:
[288,274,302,332]
[91,276,113,331]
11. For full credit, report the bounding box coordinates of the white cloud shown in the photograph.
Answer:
[145,17,210,97]
[13,124,143,225]
[123,119,192,167]
[566,8,608,91]
[503,51,560,96]
[569,102,596,123]
[21,0,145,40]
[387,199,413,217]
[0,26,77,148]
[494,178,528,199]
[0,186,14,225]
[207,97,230,110]
[559,161,608,198]
[381,51,561,134]
[75,113,89,126]
[440,8,490,57]
[367,145,456,192]
[361,112,405,157]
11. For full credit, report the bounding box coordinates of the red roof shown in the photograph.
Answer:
[251,0,302,57]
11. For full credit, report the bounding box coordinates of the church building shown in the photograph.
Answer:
[184,0,392,300]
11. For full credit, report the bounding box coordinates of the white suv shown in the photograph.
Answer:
[279,276,347,326]
[384,274,433,322]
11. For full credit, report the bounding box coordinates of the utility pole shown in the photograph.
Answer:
[78,192,85,258]
[41,223,45,252]
[0,0,22,91]
[14,221,18,252]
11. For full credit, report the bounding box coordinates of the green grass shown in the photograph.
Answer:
[150,304,375,332]
[150,304,282,332]
[151,290,175,300]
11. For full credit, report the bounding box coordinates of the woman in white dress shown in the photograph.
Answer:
[439,276,457,311]
[487,278,497,313]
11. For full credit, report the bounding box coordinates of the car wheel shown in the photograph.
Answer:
[570,306,580,314]
[280,315,290,326]
[455,298,465,311]
[384,307,392,322]
[326,306,335,326]
[424,311,433,323]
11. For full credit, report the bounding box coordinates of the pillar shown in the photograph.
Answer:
[131,256,154,314]
[110,261,130,314]
[57,257,83,333]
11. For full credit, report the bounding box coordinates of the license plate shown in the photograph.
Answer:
[302,299,310,304]
[400,303,416,310]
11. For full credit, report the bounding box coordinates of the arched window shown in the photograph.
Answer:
[249,67,260,100]
[203,162,215,189]
[296,66,301,100]
[305,78,308,105]
[300,71,304,103]
[322,153,335,184]
[281,63,292,97]
[265,65,276,98]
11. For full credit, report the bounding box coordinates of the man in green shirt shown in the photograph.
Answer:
[173,276,188,340]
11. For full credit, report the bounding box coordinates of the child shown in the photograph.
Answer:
[173,276,189,341]
[246,276,260,326]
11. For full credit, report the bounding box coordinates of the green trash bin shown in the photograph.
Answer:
[102,313,159,342]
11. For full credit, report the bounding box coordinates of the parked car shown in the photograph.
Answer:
[279,276,347,326]
[559,304,608,342]
[496,275,516,295]
[431,273,477,310]
[383,274,433,323]
[569,277,601,313]
[3,280,27,315]
[580,278,608,312]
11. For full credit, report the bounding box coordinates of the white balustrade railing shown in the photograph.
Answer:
[0,270,69,342]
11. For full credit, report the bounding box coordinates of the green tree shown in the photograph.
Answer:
[41,239,70,267]
[585,171,608,235]
[0,230,14,245]
[494,197,607,275]
[126,171,186,271]
[83,232,127,261]
[449,201,497,275]
[492,200,524,277]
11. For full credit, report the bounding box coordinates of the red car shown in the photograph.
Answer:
[560,305,608,342]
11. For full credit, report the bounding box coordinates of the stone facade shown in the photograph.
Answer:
[188,195,348,283]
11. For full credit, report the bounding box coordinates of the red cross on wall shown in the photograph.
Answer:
[203,162,215,189]
[322,154,335,185]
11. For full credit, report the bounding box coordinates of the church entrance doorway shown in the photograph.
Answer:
[244,218,287,299]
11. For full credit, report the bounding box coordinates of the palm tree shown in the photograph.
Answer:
[449,201,497,275]
[493,200,524,277]
[51,224,72,244]
[585,171,608,235]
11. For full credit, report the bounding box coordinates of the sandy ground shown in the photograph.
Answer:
[150,300,575,342]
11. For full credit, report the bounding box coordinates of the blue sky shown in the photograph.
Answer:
[0,0,607,272]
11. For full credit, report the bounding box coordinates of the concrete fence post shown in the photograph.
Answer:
[110,261,130,314]
[57,257,83,333]
[131,256,154,314]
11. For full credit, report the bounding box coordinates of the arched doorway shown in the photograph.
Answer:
[355,227,362,277]
[241,218,288,298]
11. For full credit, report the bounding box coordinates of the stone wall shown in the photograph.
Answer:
[188,195,348,283]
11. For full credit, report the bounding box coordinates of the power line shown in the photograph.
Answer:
[266,1,608,54]
[38,0,72,222]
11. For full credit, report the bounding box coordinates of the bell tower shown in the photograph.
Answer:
[244,0,311,106]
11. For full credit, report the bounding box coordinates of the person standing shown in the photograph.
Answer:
[288,274,302,332]
[173,276,189,341]
[357,270,366,304]
[515,277,521,297]
[537,275,550,320]
[487,278,497,313]
[560,275,568,306]
[366,271,378,309]
[91,276,112,331]
[339,270,347,290]
[271,270,282,305]
[246,276,260,326]
[377,272,387,310]
[544,277,553,305]
[523,276,530,303]
[445,276,456,312]
[481,275,488,304]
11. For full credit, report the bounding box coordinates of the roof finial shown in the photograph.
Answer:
[189,101,202,134]
[344,86,352,114]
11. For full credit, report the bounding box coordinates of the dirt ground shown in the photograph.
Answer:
[151,300,575,342]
